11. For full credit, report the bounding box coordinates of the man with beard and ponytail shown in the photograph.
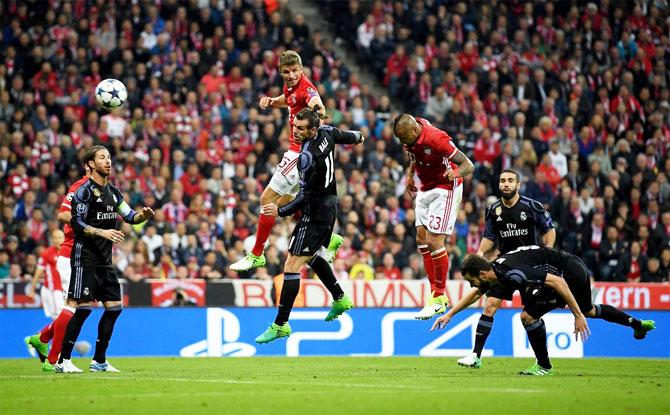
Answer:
[453,169,556,369]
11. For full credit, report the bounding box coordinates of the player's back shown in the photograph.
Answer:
[39,246,61,290]
[498,245,570,276]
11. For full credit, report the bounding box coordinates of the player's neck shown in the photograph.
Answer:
[501,193,519,207]
[91,173,108,187]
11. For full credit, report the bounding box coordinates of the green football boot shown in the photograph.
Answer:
[325,295,353,322]
[634,320,656,340]
[255,323,292,344]
[324,234,344,263]
[519,363,554,376]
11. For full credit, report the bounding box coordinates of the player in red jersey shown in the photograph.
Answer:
[394,114,474,320]
[25,169,90,372]
[28,229,65,318]
[231,50,343,271]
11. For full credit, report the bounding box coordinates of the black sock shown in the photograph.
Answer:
[59,306,92,363]
[309,255,344,300]
[93,306,122,363]
[593,304,641,330]
[525,318,551,369]
[473,315,494,358]
[274,273,301,326]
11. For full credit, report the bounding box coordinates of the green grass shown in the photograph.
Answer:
[1,357,668,415]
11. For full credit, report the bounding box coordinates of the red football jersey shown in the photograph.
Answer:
[406,118,462,191]
[283,74,320,152]
[58,175,89,259]
[38,246,62,290]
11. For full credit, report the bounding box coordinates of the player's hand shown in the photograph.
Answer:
[574,314,590,342]
[139,207,155,222]
[406,179,417,199]
[444,169,456,182]
[101,229,126,243]
[357,135,366,145]
[259,96,272,109]
[27,285,35,300]
[430,313,452,331]
[261,203,279,217]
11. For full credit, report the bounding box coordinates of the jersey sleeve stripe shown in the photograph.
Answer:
[447,147,458,159]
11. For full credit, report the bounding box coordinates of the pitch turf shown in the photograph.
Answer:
[1,357,668,415]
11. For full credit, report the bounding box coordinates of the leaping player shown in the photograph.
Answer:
[394,114,475,319]
[231,50,343,271]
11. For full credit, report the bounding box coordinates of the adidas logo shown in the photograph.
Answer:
[96,197,103,202]
[496,216,503,221]
[303,247,310,253]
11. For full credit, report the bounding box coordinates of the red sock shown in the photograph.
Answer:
[251,213,275,256]
[418,245,436,293]
[47,306,75,364]
[432,248,450,296]
[39,322,55,344]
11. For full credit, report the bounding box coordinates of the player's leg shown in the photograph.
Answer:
[45,256,76,369]
[25,286,57,363]
[230,186,279,271]
[89,268,123,372]
[567,256,656,339]
[458,296,502,368]
[255,253,308,344]
[416,225,436,293]
[57,266,95,373]
[518,310,554,375]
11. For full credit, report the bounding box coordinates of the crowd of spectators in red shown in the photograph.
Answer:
[0,0,668,284]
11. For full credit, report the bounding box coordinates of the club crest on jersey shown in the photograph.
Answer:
[423,147,432,155]
[287,95,296,105]
[495,206,502,216]
[520,212,527,221]
[76,204,87,214]
[93,188,102,197]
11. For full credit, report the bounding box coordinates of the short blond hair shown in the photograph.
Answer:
[279,50,302,68]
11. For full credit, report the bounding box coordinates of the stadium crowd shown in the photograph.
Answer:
[0,0,668,286]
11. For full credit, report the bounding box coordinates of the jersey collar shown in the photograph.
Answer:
[286,74,305,92]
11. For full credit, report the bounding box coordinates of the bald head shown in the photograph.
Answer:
[393,114,422,146]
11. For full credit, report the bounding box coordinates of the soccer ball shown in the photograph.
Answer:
[95,78,127,109]
[74,340,91,356]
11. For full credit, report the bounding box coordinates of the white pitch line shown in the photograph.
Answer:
[0,375,542,393]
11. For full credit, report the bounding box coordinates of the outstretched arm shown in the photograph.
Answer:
[544,273,590,341]
[259,94,287,109]
[431,288,482,331]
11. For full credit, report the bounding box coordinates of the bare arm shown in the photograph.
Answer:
[260,94,287,109]
[431,288,482,331]
[56,211,71,223]
[307,96,326,118]
[544,273,590,340]
[477,237,496,257]
[448,150,475,180]
[542,228,556,248]
[27,268,43,299]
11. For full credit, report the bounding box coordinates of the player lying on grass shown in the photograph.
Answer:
[255,108,364,343]
[431,246,656,375]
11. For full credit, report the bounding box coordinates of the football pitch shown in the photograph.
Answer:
[1,357,668,415]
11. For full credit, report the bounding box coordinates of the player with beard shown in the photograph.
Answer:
[433,248,655,375]
[454,169,556,368]
[56,145,155,373]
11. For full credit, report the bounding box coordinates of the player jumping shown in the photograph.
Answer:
[231,51,343,271]
[394,114,474,320]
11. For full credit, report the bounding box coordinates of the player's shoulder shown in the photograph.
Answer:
[74,180,94,201]
[70,176,89,191]
[519,195,546,213]
[486,199,502,214]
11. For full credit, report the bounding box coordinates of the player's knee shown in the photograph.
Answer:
[483,303,500,316]
[260,188,279,205]
[584,306,597,318]
[519,311,537,326]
